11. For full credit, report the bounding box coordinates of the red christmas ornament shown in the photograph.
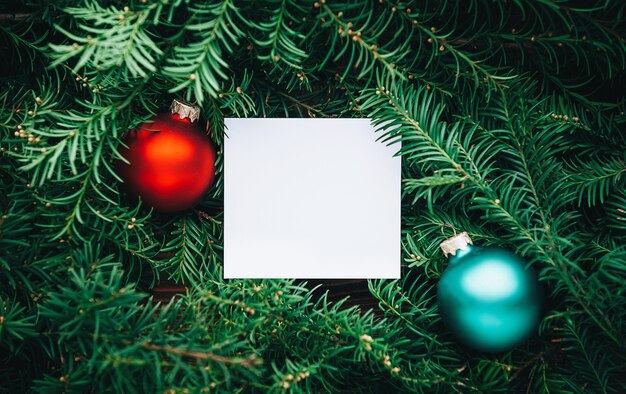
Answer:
[118,100,216,212]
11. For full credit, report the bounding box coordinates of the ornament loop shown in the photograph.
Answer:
[170,99,200,123]
[440,224,457,237]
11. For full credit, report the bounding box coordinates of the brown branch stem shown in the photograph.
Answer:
[134,340,260,367]
[0,13,37,22]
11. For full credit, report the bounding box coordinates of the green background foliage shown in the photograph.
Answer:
[1,0,625,392]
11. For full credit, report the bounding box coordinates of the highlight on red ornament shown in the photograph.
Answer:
[117,99,216,213]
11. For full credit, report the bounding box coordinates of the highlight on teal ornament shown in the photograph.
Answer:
[437,232,543,353]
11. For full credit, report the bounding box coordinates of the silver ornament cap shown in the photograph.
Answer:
[170,99,200,123]
[440,232,473,257]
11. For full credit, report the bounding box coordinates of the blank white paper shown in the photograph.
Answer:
[224,118,400,279]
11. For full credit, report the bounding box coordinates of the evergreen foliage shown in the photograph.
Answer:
[1,0,625,392]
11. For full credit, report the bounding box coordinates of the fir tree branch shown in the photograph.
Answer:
[163,0,246,103]
[318,2,406,80]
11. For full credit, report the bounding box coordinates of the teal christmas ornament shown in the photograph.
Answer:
[437,232,543,353]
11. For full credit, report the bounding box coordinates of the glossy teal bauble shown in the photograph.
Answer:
[437,233,543,352]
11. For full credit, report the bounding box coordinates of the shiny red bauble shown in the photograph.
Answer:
[117,113,216,212]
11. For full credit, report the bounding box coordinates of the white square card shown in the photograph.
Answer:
[224,118,400,278]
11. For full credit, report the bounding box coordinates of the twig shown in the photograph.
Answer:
[510,352,544,382]
[136,341,261,367]
[0,13,36,22]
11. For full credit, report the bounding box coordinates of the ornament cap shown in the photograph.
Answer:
[170,99,200,123]
[440,232,473,257]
